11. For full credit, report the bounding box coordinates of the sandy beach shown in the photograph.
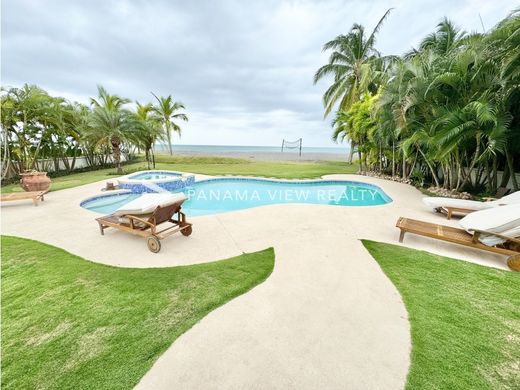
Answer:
[160,150,351,162]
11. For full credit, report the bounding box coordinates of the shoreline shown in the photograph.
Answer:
[157,150,351,162]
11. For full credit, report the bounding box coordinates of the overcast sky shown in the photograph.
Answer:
[1,0,513,147]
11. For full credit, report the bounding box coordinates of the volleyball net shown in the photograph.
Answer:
[281,138,302,156]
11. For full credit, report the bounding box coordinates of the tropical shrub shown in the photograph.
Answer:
[316,9,520,193]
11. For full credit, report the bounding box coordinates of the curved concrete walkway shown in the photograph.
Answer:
[1,174,509,389]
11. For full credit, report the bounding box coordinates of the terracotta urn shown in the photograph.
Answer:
[19,171,52,192]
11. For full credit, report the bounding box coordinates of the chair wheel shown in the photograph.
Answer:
[147,236,161,253]
[507,254,520,272]
[181,225,192,236]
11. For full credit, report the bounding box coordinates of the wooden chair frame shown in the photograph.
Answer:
[396,217,520,271]
[0,191,47,206]
[434,188,514,219]
[96,201,192,253]
[436,206,475,220]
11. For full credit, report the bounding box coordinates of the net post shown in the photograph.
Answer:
[299,138,302,157]
[281,139,284,153]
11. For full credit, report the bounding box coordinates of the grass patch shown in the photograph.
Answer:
[1,236,274,389]
[1,155,356,193]
[362,240,520,390]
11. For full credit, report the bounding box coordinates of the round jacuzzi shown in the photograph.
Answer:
[128,171,182,180]
[117,170,195,193]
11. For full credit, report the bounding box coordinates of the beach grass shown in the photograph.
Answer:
[363,240,520,389]
[1,155,357,193]
[1,235,275,389]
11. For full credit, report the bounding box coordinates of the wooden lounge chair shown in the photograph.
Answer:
[96,201,192,253]
[0,190,46,206]
[424,190,520,219]
[396,217,520,271]
[438,206,473,220]
[441,188,513,219]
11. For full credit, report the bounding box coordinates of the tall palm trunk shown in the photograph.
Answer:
[492,156,498,192]
[1,131,12,180]
[392,139,395,177]
[418,148,440,187]
[30,134,45,170]
[402,150,407,179]
[348,141,356,164]
[505,148,519,191]
[379,142,383,172]
[485,162,492,193]
[500,163,511,188]
[111,136,122,174]
[165,122,173,155]
[457,137,481,191]
[145,149,151,169]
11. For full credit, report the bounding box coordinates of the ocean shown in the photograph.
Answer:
[155,144,349,154]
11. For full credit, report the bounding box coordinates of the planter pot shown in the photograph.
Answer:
[20,171,52,192]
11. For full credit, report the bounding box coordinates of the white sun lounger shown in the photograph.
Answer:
[396,204,520,271]
[423,191,520,219]
[113,192,187,217]
[459,204,520,246]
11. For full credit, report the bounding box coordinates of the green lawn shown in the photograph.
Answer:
[3,236,518,389]
[363,240,520,390]
[1,236,274,390]
[1,155,356,193]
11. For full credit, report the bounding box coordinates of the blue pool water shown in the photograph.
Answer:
[81,178,391,216]
[129,171,182,180]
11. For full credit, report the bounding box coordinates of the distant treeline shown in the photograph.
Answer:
[0,85,188,179]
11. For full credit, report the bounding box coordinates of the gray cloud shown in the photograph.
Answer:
[1,0,511,146]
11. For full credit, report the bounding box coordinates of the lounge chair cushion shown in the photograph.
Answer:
[478,226,520,246]
[114,193,187,216]
[459,204,520,246]
[496,190,520,205]
[423,191,520,212]
[422,197,493,211]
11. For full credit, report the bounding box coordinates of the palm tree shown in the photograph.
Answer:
[132,102,164,169]
[417,18,465,55]
[331,110,355,163]
[90,85,130,112]
[371,15,516,191]
[87,87,134,173]
[86,107,134,174]
[314,8,392,117]
[1,84,50,172]
[486,8,520,190]
[331,94,376,173]
[152,93,188,155]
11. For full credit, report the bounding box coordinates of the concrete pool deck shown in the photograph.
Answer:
[1,174,510,389]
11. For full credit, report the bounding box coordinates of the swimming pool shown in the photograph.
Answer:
[81,178,392,216]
